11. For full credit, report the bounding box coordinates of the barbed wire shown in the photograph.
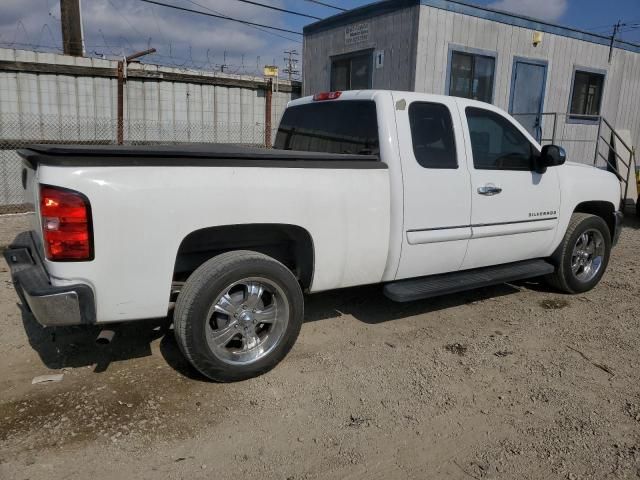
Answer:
[0,15,301,79]
[0,38,298,79]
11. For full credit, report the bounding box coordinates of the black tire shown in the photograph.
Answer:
[546,213,612,294]
[174,250,304,382]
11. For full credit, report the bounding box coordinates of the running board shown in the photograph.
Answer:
[383,259,555,303]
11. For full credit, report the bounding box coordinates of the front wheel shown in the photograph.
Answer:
[174,251,304,382]
[546,213,612,294]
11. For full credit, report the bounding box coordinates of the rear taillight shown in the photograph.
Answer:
[313,91,342,101]
[40,185,93,261]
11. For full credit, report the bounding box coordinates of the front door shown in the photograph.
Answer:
[393,93,472,280]
[509,59,547,141]
[461,105,560,270]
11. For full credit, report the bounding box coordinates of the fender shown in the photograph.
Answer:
[173,223,315,290]
[551,162,620,253]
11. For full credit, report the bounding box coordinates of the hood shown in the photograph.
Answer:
[564,161,599,169]
[557,160,621,210]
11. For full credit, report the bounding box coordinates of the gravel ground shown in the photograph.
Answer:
[0,213,33,249]
[0,216,639,480]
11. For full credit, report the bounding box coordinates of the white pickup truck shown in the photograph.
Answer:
[6,90,622,381]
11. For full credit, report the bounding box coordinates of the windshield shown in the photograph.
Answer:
[274,100,380,155]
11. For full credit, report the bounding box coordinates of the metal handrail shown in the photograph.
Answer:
[598,135,631,169]
[596,151,625,181]
[601,116,634,154]
[511,111,636,211]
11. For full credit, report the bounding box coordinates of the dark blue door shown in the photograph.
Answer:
[510,60,547,142]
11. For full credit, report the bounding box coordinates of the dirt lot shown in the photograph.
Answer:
[0,215,639,480]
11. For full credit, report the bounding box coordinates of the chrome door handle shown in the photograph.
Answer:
[477,185,503,196]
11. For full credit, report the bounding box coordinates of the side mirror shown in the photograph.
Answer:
[535,145,566,173]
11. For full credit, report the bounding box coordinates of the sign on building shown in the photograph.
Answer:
[345,23,370,45]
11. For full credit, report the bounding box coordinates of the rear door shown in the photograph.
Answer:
[393,93,472,280]
[461,104,560,270]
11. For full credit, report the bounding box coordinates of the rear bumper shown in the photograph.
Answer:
[612,211,623,246]
[3,231,95,326]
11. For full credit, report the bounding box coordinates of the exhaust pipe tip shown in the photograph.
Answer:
[96,329,115,345]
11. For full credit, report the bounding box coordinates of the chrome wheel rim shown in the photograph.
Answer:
[205,277,289,366]
[571,229,605,283]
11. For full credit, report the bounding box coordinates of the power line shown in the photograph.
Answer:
[180,0,302,43]
[229,0,321,20]
[303,0,346,12]
[585,19,640,35]
[107,0,150,46]
[585,18,640,30]
[135,0,303,35]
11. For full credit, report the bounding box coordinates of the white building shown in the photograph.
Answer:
[303,0,640,173]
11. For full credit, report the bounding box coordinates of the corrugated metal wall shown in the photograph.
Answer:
[0,48,297,144]
[0,48,299,209]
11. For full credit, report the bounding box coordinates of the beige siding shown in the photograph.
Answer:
[412,5,640,164]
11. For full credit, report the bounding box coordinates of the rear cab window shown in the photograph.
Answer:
[274,100,379,156]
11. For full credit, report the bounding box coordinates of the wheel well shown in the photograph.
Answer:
[173,224,314,290]
[574,201,615,239]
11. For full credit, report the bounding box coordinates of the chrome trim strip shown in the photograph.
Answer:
[407,226,472,245]
[471,219,557,239]
[407,216,558,233]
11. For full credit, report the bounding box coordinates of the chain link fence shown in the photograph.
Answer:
[0,112,268,214]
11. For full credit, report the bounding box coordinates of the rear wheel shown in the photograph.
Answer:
[546,213,611,294]
[174,250,304,382]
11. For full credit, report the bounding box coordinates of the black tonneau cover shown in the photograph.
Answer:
[19,144,384,169]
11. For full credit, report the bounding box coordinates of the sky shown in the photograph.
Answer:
[0,0,639,77]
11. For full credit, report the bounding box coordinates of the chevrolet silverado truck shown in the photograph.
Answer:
[5,90,622,382]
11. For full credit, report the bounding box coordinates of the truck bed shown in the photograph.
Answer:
[20,141,391,322]
[19,144,383,169]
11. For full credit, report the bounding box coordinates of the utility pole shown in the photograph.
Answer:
[60,0,85,56]
[608,20,622,63]
[608,21,640,62]
[117,48,156,144]
[265,78,273,147]
[283,49,299,81]
[220,51,228,73]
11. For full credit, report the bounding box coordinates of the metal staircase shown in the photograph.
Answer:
[513,112,637,212]
[592,116,637,212]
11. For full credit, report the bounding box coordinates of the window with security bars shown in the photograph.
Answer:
[569,70,605,119]
[449,51,495,103]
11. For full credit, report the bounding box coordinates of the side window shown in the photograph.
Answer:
[465,107,533,171]
[409,102,457,169]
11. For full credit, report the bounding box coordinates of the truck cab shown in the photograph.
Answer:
[277,90,621,283]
